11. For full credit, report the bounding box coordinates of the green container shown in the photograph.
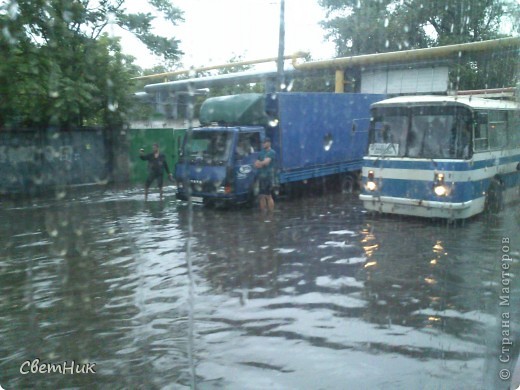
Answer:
[128,128,186,184]
[199,93,269,126]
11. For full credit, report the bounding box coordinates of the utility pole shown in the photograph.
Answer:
[277,0,285,91]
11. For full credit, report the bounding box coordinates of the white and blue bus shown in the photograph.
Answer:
[360,95,520,219]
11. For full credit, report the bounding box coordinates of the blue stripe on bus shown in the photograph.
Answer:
[363,170,520,202]
[364,178,477,202]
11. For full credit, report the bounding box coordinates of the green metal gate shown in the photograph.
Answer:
[128,128,186,184]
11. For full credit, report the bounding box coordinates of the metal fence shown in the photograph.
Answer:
[0,128,108,194]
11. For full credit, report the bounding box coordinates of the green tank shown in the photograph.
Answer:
[199,93,270,126]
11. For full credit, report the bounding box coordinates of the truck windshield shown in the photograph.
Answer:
[369,106,472,159]
[184,131,233,165]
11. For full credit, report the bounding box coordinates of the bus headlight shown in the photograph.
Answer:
[434,184,448,197]
[433,172,448,197]
[365,170,377,191]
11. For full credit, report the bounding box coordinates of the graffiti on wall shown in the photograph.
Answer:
[0,145,82,164]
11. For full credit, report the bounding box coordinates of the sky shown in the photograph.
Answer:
[119,0,337,70]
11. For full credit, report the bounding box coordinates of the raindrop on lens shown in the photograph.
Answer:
[324,140,333,151]
[2,26,17,45]
[56,190,66,200]
[8,2,19,18]
[108,101,119,111]
[323,135,333,151]
[269,119,279,127]
[63,11,72,22]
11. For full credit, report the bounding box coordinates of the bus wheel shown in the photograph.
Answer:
[485,178,503,214]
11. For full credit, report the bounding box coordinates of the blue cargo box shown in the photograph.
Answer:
[270,93,386,184]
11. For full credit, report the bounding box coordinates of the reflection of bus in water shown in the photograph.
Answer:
[360,95,520,219]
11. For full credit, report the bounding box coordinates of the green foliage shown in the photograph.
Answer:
[0,0,183,130]
[318,0,519,90]
[289,72,336,93]
[288,54,336,92]
[319,0,431,56]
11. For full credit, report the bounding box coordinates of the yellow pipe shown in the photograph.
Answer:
[132,53,309,81]
[291,37,520,71]
[335,69,345,93]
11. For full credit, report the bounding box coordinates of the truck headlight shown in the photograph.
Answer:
[365,170,377,191]
[217,185,233,194]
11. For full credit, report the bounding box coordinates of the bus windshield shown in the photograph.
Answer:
[183,131,234,165]
[369,106,473,159]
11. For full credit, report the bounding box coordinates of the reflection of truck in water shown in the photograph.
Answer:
[175,92,385,206]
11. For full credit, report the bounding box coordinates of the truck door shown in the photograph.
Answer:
[234,132,261,195]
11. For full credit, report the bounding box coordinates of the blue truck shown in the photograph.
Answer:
[175,92,385,206]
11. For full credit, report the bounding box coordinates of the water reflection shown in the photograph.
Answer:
[0,187,518,389]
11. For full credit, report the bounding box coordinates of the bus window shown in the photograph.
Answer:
[408,109,455,159]
[474,111,489,151]
[509,111,520,147]
[488,111,507,149]
[368,107,408,157]
[450,118,472,159]
[407,116,426,157]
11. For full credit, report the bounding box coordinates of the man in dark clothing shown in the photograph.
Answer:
[254,137,276,212]
[139,143,173,200]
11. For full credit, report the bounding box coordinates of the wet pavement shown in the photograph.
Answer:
[1,184,519,389]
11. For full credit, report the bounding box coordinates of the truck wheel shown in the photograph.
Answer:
[340,173,358,194]
[485,177,503,214]
[247,180,259,207]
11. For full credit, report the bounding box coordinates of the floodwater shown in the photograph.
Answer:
[1,184,519,389]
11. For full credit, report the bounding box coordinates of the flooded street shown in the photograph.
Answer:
[1,185,519,389]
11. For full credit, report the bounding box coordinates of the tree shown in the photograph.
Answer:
[318,0,519,90]
[0,0,184,130]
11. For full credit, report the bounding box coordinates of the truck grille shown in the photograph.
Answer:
[189,180,219,194]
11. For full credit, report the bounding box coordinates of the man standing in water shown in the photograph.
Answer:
[139,143,173,200]
[254,137,276,212]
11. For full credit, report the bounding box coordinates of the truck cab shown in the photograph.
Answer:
[176,126,265,206]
